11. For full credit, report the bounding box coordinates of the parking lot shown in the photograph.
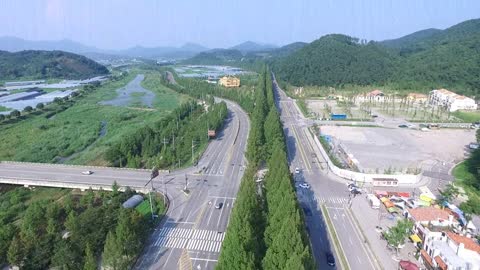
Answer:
[319,125,475,172]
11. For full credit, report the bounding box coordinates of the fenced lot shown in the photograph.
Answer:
[319,125,475,172]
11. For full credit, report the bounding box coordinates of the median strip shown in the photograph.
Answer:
[321,204,350,270]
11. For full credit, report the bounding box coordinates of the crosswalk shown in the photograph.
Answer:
[315,196,349,205]
[153,227,226,253]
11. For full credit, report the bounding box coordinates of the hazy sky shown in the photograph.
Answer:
[0,0,479,50]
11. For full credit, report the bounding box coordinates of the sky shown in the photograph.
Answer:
[0,0,479,50]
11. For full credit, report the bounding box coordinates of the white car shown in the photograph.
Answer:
[299,183,310,189]
[295,167,301,174]
[82,170,93,175]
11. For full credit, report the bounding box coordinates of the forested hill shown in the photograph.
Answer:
[272,34,397,86]
[0,50,109,80]
[272,18,480,95]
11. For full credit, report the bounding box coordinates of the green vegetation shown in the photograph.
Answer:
[106,99,227,169]
[452,111,480,123]
[0,50,109,80]
[0,184,160,269]
[0,70,188,165]
[0,105,8,112]
[383,219,414,253]
[217,67,315,269]
[273,19,480,96]
[453,160,480,215]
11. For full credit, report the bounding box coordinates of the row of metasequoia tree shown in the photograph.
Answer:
[216,67,315,269]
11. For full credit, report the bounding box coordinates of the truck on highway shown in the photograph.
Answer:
[330,113,347,120]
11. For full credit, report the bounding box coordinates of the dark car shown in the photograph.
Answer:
[326,252,335,266]
[215,202,224,209]
[351,188,362,196]
[398,124,408,128]
[303,207,312,216]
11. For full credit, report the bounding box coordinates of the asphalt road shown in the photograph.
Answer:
[273,76,377,270]
[0,98,250,270]
[135,98,250,270]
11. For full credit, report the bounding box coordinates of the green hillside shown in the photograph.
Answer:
[272,19,480,95]
[0,50,109,80]
[272,34,397,86]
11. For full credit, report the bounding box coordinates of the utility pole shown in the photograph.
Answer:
[145,167,159,221]
[191,139,196,166]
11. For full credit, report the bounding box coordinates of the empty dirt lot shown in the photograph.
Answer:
[319,125,475,172]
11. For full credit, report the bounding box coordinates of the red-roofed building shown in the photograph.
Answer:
[406,206,457,227]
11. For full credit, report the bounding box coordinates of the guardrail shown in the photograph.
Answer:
[0,161,170,173]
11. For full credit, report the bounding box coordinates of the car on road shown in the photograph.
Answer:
[299,183,310,189]
[302,206,312,216]
[398,124,408,128]
[347,183,360,192]
[325,252,335,266]
[215,202,224,209]
[351,188,362,195]
[82,170,93,175]
[295,167,301,174]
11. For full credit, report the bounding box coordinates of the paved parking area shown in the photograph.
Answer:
[319,126,474,172]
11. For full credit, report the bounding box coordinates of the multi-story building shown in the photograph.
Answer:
[429,88,477,112]
[421,231,480,270]
[218,76,240,88]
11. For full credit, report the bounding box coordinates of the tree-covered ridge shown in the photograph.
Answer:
[272,18,480,96]
[217,67,315,269]
[0,50,109,80]
[106,99,228,169]
[272,34,397,86]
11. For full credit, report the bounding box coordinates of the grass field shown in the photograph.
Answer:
[453,111,480,123]
[0,70,189,165]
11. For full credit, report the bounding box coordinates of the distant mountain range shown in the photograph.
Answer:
[229,41,278,52]
[0,37,282,61]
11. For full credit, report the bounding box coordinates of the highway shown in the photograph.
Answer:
[0,98,250,270]
[273,75,378,270]
[135,98,250,270]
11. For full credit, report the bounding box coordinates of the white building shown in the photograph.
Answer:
[429,88,477,112]
[421,231,480,270]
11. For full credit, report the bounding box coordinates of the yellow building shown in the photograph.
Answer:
[219,76,240,88]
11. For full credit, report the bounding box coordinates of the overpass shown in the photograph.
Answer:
[0,161,167,193]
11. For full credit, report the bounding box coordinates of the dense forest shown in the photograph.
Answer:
[0,184,161,269]
[0,50,109,80]
[106,99,227,169]
[272,19,480,96]
[216,67,315,269]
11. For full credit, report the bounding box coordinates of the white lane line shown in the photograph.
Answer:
[190,258,218,262]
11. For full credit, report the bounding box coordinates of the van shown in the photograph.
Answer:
[367,194,380,209]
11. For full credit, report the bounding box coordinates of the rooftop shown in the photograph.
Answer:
[447,231,480,253]
[407,206,452,222]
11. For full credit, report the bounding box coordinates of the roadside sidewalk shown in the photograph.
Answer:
[350,197,421,270]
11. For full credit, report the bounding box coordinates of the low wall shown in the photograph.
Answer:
[0,161,170,173]
[311,129,420,185]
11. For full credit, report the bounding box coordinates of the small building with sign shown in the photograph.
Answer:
[219,76,240,88]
